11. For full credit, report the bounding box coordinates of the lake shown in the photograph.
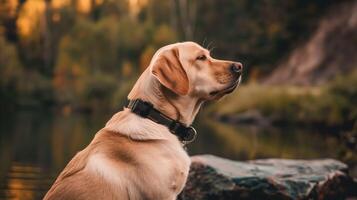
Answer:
[0,110,353,200]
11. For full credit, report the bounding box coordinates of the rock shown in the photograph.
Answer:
[179,155,356,200]
[265,1,357,85]
[217,110,271,127]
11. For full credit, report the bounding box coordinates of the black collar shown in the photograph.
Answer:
[126,99,197,144]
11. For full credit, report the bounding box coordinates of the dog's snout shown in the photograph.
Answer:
[230,62,243,75]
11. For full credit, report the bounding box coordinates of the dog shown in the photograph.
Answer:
[44,41,243,200]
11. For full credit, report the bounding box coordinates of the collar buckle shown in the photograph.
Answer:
[169,121,197,144]
[128,99,153,117]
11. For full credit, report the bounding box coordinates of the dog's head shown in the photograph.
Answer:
[150,41,243,100]
[128,41,243,124]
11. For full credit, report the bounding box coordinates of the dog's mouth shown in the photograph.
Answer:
[209,76,241,96]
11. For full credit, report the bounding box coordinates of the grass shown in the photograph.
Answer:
[208,71,357,129]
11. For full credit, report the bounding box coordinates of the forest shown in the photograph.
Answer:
[0,0,343,112]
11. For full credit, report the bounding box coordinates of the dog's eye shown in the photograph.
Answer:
[196,55,207,61]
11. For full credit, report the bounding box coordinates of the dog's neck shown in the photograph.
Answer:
[128,69,203,126]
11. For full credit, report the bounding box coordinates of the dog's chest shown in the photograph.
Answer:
[143,143,191,194]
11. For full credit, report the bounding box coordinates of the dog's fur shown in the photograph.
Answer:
[44,42,242,200]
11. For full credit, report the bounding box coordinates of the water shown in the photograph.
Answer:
[0,110,352,200]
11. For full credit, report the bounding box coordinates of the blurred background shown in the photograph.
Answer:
[0,0,356,199]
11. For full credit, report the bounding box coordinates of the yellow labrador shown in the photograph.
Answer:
[44,41,242,200]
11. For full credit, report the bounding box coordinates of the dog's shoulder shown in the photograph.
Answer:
[44,130,131,200]
[43,145,92,199]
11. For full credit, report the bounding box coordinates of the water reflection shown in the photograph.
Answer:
[189,116,344,160]
[3,163,53,200]
[0,111,106,200]
[0,111,352,200]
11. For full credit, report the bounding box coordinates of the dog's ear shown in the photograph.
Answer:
[151,47,189,95]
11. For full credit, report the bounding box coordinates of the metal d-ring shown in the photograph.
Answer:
[183,126,197,144]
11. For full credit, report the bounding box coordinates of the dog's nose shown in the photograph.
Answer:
[230,62,243,75]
